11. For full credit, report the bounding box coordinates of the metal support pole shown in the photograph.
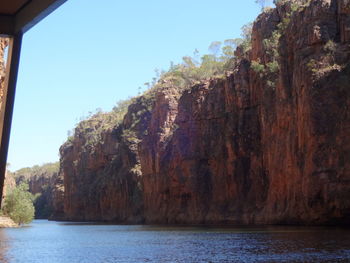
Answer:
[0,33,23,206]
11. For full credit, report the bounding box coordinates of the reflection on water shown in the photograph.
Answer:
[1,220,349,262]
[0,230,10,263]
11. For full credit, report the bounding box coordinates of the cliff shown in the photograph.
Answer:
[58,0,350,225]
[60,100,150,222]
[14,163,60,219]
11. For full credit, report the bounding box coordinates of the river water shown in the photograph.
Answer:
[0,220,349,262]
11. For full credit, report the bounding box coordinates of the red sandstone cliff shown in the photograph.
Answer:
[60,101,150,222]
[49,170,64,220]
[58,0,350,225]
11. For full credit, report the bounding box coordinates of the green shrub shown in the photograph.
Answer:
[2,183,35,225]
[62,19,256,153]
[307,59,318,73]
[324,40,337,54]
[266,61,279,73]
[277,17,291,31]
[267,80,276,88]
[265,30,281,54]
[291,3,299,12]
[251,60,266,75]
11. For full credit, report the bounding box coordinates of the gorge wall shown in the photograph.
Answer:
[57,0,350,225]
[14,163,61,219]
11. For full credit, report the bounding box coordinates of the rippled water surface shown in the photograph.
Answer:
[0,220,349,262]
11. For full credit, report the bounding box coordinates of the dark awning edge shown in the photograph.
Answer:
[0,0,67,36]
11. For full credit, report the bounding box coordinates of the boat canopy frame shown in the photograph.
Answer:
[0,0,67,205]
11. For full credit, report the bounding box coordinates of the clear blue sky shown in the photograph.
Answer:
[7,0,262,171]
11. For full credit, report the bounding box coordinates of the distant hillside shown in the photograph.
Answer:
[14,163,61,219]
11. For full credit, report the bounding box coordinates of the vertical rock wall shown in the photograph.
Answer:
[61,101,150,222]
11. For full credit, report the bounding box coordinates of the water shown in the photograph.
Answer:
[0,220,349,263]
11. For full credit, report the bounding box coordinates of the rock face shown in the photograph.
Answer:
[49,171,65,220]
[58,0,350,225]
[60,102,150,222]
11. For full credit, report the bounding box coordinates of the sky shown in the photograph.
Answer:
[6,0,262,171]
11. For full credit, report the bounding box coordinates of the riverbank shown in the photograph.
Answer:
[0,216,18,228]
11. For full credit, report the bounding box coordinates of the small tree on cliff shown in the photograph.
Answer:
[2,183,35,225]
[255,0,272,10]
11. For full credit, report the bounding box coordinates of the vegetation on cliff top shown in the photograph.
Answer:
[66,2,316,151]
[64,22,253,149]
[14,162,59,183]
[251,0,329,88]
[60,0,345,175]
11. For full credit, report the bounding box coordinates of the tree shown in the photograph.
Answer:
[255,0,266,9]
[255,0,272,10]
[208,41,222,57]
[221,38,242,58]
[2,183,35,225]
[241,22,253,41]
